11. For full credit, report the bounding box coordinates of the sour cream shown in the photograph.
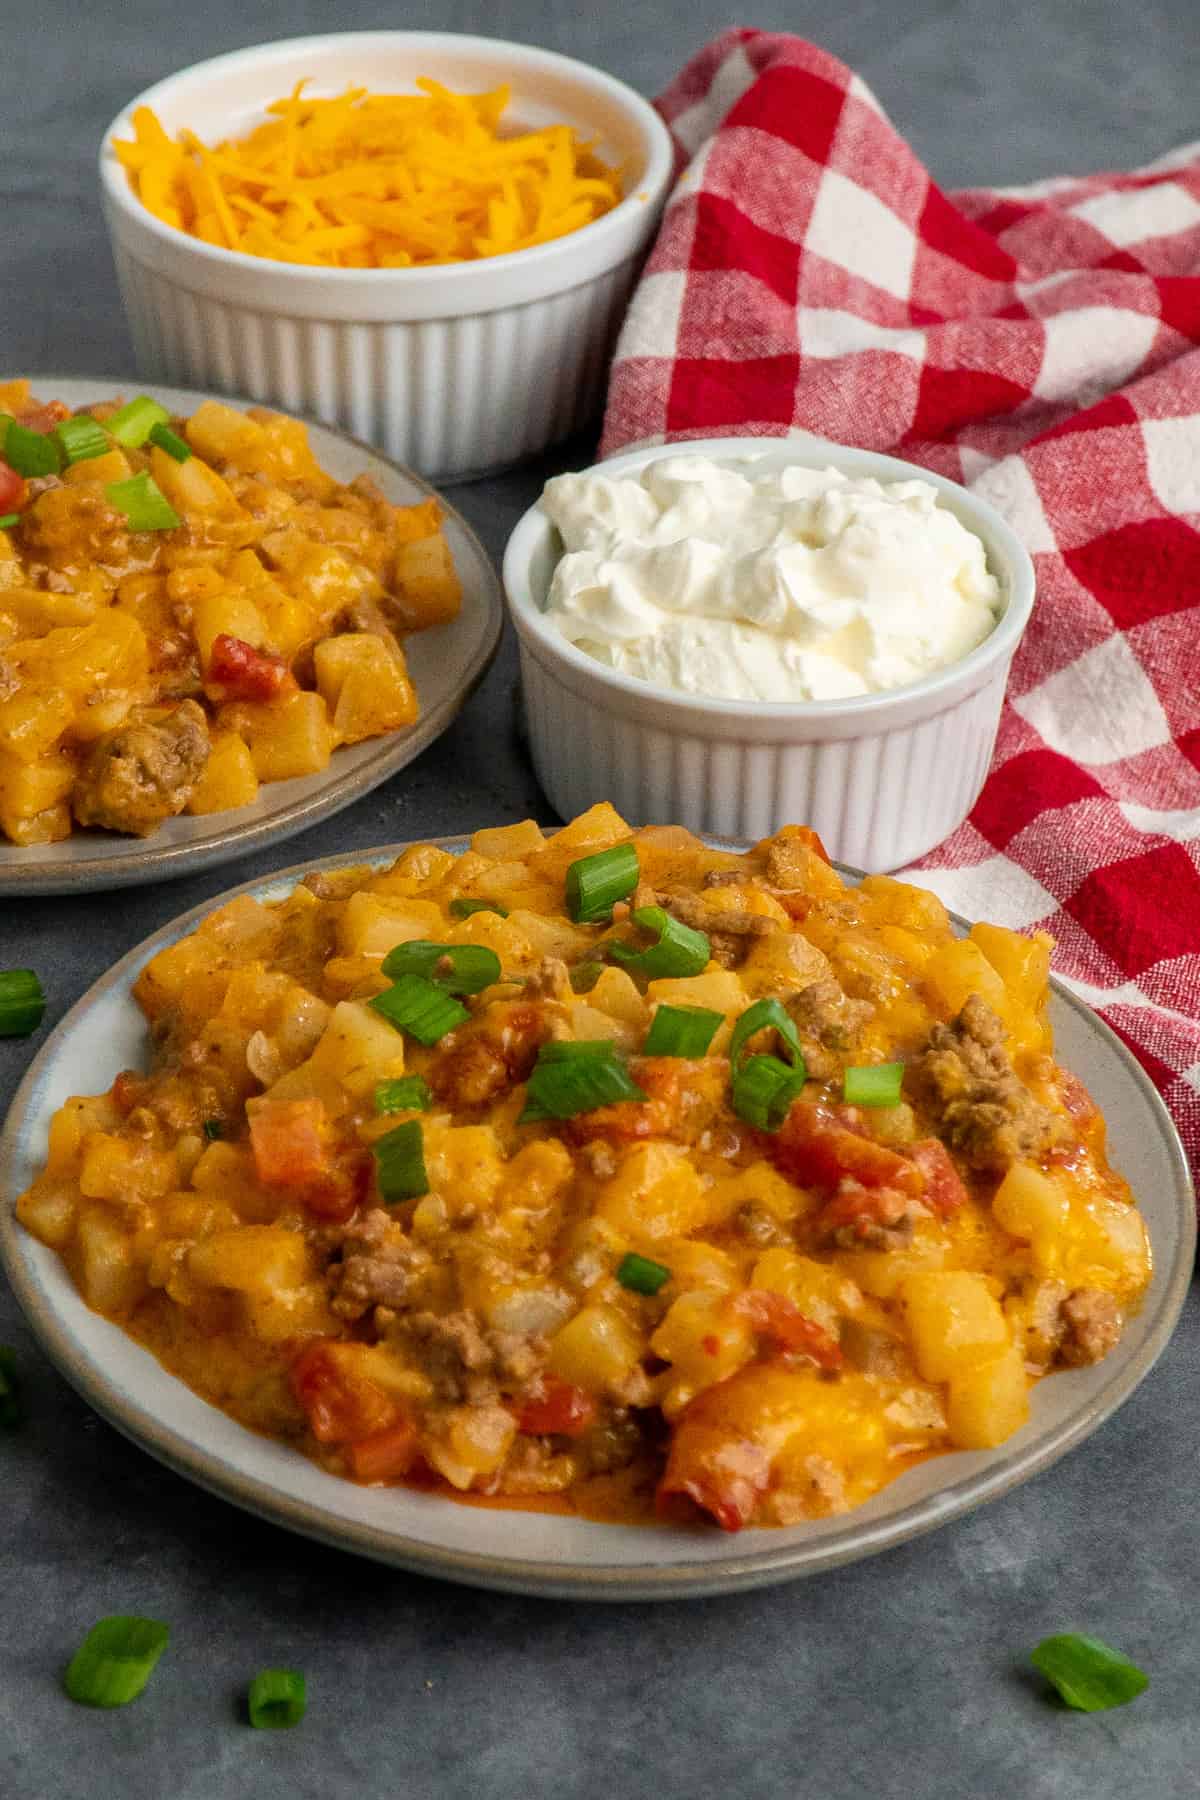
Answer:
[540,456,1002,703]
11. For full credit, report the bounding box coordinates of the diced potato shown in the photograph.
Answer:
[185,398,268,467]
[705,1162,816,1229]
[646,968,745,1018]
[428,1404,517,1489]
[76,1205,144,1314]
[314,634,419,744]
[151,442,245,515]
[0,684,74,761]
[900,1271,1010,1384]
[372,843,458,896]
[187,1225,311,1295]
[391,531,462,628]
[923,938,1012,1027]
[222,690,333,782]
[338,892,444,957]
[548,1303,644,1392]
[859,875,951,935]
[750,1248,854,1335]
[191,590,268,668]
[946,1344,1029,1449]
[589,968,649,1029]
[505,909,591,961]
[62,446,131,485]
[596,1142,712,1241]
[971,923,1053,1015]
[993,1163,1068,1243]
[15,1179,77,1249]
[306,1000,407,1097]
[471,819,546,859]
[0,586,99,633]
[651,1288,754,1394]
[186,732,259,815]
[0,748,74,835]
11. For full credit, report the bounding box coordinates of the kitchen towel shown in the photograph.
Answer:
[602,29,1200,1186]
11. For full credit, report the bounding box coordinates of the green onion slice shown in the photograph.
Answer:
[520,1040,647,1123]
[53,416,110,465]
[843,1062,905,1108]
[106,395,170,448]
[569,961,604,994]
[373,1120,429,1203]
[148,421,192,462]
[63,1616,170,1708]
[0,969,45,1037]
[248,1668,308,1730]
[643,1003,723,1058]
[0,1346,22,1429]
[1029,1634,1149,1712]
[370,974,468,1046]
[616,1252,671,1296]
[565,843,639,923]
[0,513,18,530]
[448,896,508,920]
[202,1118,223,1141]
[731,1054,808,1131]
[105,472,181,532]
[728,998,806,1076]
[2,421,61,478]
[381,940,501,995]
[374,1075,431,1114]
[608,907,710,980]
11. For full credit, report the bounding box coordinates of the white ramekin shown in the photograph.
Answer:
[503,436,1035,871]
[99,33,674,482]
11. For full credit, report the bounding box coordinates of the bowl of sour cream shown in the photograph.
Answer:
[502,436,1034,869]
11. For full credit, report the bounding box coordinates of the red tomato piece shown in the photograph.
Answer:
[17,399,69,432]
[732,1290,844,1371]
[0,460,26,514]
[302,1151,371,1225]
[771,1101,923,1196]
[909,1139,968,1216]
[110,1070,143,1116]
[816,1180,912,1240]
[346,1417,419,1484]
[517,1377,597,1438]
[290,1341,398,1446]
[657,1427,772,1533]
[208,633,296,702]
[249,1097,332,1189]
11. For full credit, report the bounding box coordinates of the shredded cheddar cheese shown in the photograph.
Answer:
[113,81,624,266]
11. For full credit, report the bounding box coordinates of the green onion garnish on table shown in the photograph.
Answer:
[1029,1634,1149,1712]
[370,973,468,1045]
[53,415,110,465]
[565,843,639,923]
[375,1075,431,1114]
[247,1668,308,1730]
[381,940,501,994]
[616,1252,671,1296]
[609,906,710,980]
[843,1062,905,1108]
[147,421,192,462]
[643,1003,723,1058]
[520,1039,647,1122]
[0,1346,22,1429]
[0,513,18,530]
[373,1120,429,1202]
[728,998,807,1131]
[63,1617,170,1708]
[448,896,508,920]
[105,472,180,532]
[0,969,45,1037]
[106,395,170,448]
[1,420,61,477]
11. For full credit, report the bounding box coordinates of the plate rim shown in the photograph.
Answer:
[1,835,1194,1601]
[0,376,504,896]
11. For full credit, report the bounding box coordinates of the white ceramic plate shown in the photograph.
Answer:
[0,840,1193,1600]
[0,379,503,895]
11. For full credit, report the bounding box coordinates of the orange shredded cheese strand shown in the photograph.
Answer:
[113,81,624,267]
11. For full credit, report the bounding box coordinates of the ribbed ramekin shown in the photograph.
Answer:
[503,436,1035,871]
[99,33,674,482]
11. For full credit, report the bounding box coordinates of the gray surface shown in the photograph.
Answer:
[1,2,1198,1795]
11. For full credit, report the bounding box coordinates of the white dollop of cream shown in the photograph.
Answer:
[539,456,1003,703]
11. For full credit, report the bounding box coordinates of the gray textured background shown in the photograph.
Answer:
[2,4,1198,1796]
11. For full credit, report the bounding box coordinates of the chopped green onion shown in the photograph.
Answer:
[370,974,468,1046]
[63,1617,170,1708]
[381,940,501,995]
[565,843,639,923]
[2,421,61,478]
[1030,1635,1149,1712]
[202,1118,223,1141]
[374,1075,431,1114]
[520,1040,647,1123]
[106,395,170,448]
[609,906,710,980]
[449,896,508,920]
[0,514,18,530]
[728,998,806,1077]
[248,1669,307,1730]
[148,421,192,462]
[643,1003,723,1058]
[731,1054,807,1131]
[616,1252,671,1296]
[569,961,604,994]
[53,415,110,465]
[0,1347,22,1429]
[843,1062,905,1108]
[0,413,11,447]
[0,969,45,1037]
[105,472,180,532]
[373,1120,429,1203]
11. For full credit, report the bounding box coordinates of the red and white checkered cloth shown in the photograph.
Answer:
[602,29,1200,1187]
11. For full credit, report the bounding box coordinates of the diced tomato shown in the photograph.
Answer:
[815,1180,912,1241]
[732,1289,843,1371]
[793,826,831,865]
[517,1377,597,1438]
[110,1070,143,1116]
[771,1101,923,1196]
[346,1416,419,1484]
[564,1057,725,1146]
[909,1139,968,1217]
[290,1340,398,1446]
[775,892,811,921]
[301,1151,371,1225]
[657,1425,772,1533]
[17,399,69,432]
[249,1097,332,1189]
[0,460,26,515]
[208,633,297,702]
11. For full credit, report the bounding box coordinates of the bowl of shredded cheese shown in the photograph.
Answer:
[100,33,674,480]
